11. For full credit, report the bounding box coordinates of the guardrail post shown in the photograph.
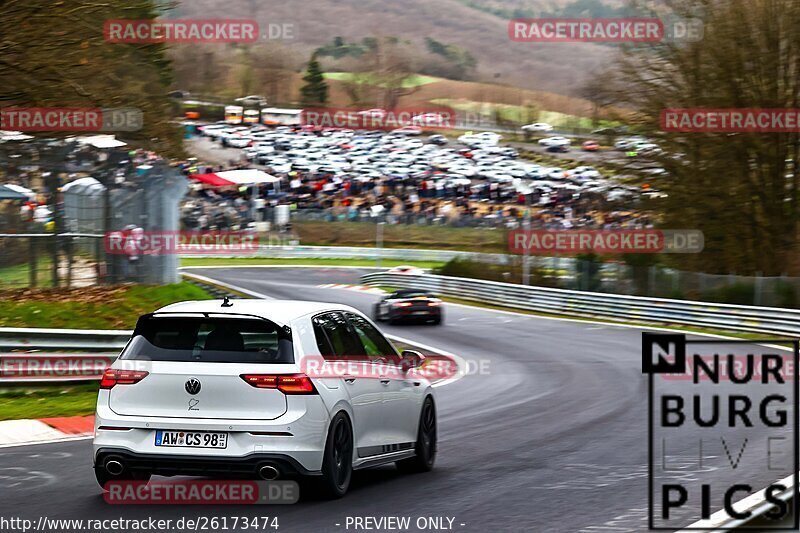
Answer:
[50,234,59,288]
[754,272,763,306]
[376,222,384,268]
[29,237,37,288]
[66,236,74,288]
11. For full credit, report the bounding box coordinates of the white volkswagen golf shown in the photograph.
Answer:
[93,299,436,498]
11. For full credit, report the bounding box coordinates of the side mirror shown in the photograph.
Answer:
[400,350,425,372]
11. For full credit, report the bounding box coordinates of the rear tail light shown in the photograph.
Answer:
[240,373,317,394]
[427,301,441,306]
[394,302,413,307]
[99,368,149,389]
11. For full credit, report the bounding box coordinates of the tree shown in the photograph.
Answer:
[299,55,328,106]
[365,37,420,109]
[602,0,800,276]
[0,0,183,156]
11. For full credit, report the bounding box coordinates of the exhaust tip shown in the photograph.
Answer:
[258,465,280,480]
[104,459,125,476]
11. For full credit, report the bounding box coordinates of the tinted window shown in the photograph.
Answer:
[313,312,364,356]
[312,317,335,356]
[345,313,397,359]
[120,316,293,363]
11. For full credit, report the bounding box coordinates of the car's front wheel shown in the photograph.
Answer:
[319,412,353,498]
[397,396,436,473]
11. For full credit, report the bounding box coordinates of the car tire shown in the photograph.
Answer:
[430,316,442,325]
[319,412,353,498]
[373,304,384,322]
[94,467,151,491]
[396,396,436,474]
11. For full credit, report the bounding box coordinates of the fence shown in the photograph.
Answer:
[0,233,106,289]
[360,271,800,336]
[1,153,189,288]
[288,207,513,229]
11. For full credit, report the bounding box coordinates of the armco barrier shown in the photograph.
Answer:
[360,272,800,336]
[0,328,130,383]
[179,244,515,265]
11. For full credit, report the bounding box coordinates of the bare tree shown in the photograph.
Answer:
[609,0,800,275]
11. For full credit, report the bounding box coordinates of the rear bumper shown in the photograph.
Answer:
[93,393,329,473]
[389,308,442,321]
[94,447,319,477]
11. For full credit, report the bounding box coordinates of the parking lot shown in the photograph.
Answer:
[188,123,656,211]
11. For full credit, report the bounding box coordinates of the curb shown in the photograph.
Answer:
[0,415,94,447]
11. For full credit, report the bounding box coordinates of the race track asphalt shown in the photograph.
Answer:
[0,267,792,532]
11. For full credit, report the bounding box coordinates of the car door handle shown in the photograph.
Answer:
[344,376,356,383]
[380,378,391,385]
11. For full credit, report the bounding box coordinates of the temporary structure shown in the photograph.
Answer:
[189,169,279,187]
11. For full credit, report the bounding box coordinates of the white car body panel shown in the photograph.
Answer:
[93,300,433,475]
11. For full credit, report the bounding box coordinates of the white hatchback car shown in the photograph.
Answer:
[521,122,554,132]
[93,299,436,498]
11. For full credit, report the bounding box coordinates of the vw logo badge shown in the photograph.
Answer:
[185,378,201,395]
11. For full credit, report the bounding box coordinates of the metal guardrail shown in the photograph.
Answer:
[360,272,800,336]
[0,328,130,383]
[0,328,131,351]
[179,244,515,264]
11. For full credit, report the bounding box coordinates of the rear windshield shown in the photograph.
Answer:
[120,316,293,364]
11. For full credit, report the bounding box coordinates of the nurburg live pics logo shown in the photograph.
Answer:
[643,333,799,529]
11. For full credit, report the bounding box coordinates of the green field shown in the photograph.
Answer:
[430,98,623,130]
[324,72,440,88]
[0,282,211,329]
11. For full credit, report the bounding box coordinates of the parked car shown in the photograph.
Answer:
[546,144,570,153]
[391,126,423,136]
[582,141,600,152]
[522,122,554,133]
[538,136,571,147]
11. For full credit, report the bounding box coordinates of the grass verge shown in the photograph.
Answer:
[293,220,508,253]
[0,384,98,421]
[0,259,54,289]
[0,282,212,329]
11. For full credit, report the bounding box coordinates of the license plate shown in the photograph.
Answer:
[155,430,228,449]
[412,311,430,315]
